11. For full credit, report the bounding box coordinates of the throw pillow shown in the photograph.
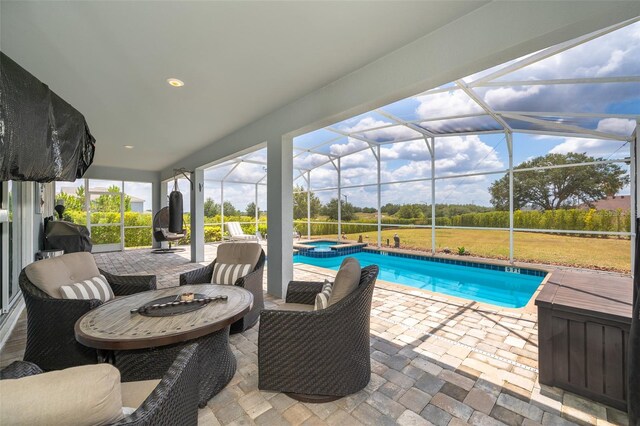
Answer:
[328,257,361,306]
[314,279,333,310]
[59,275,114,302]
[212,263,252,285]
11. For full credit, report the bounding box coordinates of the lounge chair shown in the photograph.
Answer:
[226,222,258,241]
[258,259,379,401]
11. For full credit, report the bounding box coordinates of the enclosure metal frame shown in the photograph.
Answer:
[202,19,638,267]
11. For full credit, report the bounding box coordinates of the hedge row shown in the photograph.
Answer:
[295,208,631,236]
[63,210,267,247]
[64,207,630,247]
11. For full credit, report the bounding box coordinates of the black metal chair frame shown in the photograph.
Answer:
[179,250,265,334]
[257,265,379,402]
[19,268,156,371]
[1,343,200,426]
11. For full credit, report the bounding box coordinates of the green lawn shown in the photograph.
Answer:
[318,228,631,273]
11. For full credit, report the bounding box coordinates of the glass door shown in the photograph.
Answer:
[88,180,123,253]
[1,181,21,314]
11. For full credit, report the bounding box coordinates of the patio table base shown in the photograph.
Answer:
[115,326,236,408]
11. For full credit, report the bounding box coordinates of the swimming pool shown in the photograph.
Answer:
[293,250,545,308]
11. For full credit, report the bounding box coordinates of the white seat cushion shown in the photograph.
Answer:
[25,252,100,298]
[0,364,123,426]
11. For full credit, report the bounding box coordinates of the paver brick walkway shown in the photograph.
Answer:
[0,244,629,425]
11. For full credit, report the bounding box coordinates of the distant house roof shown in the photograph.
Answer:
[581,195,630,211]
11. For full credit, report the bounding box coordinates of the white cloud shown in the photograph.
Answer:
[415,90,483,118]
[549,137,629,158]
[380,140,430,161]
[595,117,635,136]
[548,118,634,157]
[433,135,504,175]
[482,86,542,110]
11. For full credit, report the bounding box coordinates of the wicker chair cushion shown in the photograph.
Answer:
[211,263,252,285]
[159,228,185,238]
[276,303,314,312]
[216,242,262,270]
[328,257,361,306]
[60,275,115,302]
[314,280,333,310]
[121,379,161,410]
[0,364,123,426]
[25,252,100,298]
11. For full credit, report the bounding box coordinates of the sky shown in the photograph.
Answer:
[201,21,638,209]
[290,21,638,208]
[59,21,639,212]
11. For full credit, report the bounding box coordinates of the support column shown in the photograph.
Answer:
[267,135,294,298]
[631,121,638,275]
[152,177,164,248]
[431,138,436,255]
[190,169,204,262]
[307,171,311,240]
[377,145,382,248]
[507,132,514,263]
[255,183,259,232]
[220,182,224,242]
[337,157,342,240]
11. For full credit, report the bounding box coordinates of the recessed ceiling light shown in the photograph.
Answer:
[167,78,184,87]
[124,145,134,149]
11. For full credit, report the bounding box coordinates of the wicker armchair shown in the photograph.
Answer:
[258,265,379,401]
[0,343,199,426]
[20,266,156,371]
[180,244,265,334]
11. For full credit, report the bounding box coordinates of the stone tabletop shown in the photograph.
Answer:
[75,284,253,350]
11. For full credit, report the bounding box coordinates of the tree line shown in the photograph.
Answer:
[293,153,629,220]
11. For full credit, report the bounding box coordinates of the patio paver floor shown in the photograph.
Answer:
[0,244,629,425]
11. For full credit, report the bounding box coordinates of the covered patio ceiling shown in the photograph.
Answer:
[204,18,639,186]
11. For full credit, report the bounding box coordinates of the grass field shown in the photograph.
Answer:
[317,228,631,272]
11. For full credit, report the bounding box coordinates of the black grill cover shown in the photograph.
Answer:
[0,52,95,182]
[44,220,93,254]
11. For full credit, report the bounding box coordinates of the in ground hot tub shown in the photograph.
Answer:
[293,240,367,258]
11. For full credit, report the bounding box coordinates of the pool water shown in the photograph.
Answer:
[293,251,543,308]
[307,241,339,248]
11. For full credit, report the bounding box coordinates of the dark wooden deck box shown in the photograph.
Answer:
[536,270,632,411]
